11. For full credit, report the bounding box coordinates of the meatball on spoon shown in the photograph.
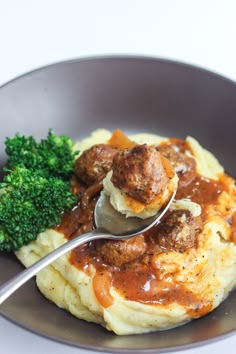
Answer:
[0,154,176,305]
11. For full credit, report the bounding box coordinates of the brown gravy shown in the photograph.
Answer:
[56,141,232,313]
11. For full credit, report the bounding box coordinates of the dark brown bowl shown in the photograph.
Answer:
[0,57,236,353]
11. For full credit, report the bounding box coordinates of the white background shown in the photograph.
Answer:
[0,0,236,353]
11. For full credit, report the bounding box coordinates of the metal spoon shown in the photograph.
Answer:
[0,190,176,304]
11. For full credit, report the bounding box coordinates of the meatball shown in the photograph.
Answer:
[158,144,196,188]
[111,144,169,204]
[151,210,202,253]
[74,144,118,186]
[97,235,147,267]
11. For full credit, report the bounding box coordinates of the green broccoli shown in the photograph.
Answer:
[0,130,78,252]
[5,129,77,179]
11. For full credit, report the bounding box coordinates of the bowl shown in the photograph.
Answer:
[0,56,236,353]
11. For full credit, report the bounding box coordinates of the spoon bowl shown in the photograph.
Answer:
[95,191,176,236]
[0,189,176,304]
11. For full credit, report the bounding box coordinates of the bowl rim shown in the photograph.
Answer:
[1,54,235,92]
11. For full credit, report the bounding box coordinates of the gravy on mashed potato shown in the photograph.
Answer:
[15,129,236,335]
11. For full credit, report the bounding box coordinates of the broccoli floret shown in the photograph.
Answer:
[0,167,77,252]
[5,129,77,179]
[0,129,79,252]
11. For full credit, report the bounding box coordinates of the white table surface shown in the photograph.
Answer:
[1,0,236,353]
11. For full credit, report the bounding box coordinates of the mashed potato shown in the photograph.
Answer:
[15,129,236,335]
[103,170,178,219]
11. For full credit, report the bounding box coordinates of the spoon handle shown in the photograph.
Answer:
[0,231,110,305]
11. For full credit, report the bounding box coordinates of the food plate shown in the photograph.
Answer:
[0,56,236,353]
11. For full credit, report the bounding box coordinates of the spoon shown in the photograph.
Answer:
[0,190,176,304]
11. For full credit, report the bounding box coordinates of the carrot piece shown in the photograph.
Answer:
[108,129,136,150]
[93,271,113,308]
[160,154,175,179]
